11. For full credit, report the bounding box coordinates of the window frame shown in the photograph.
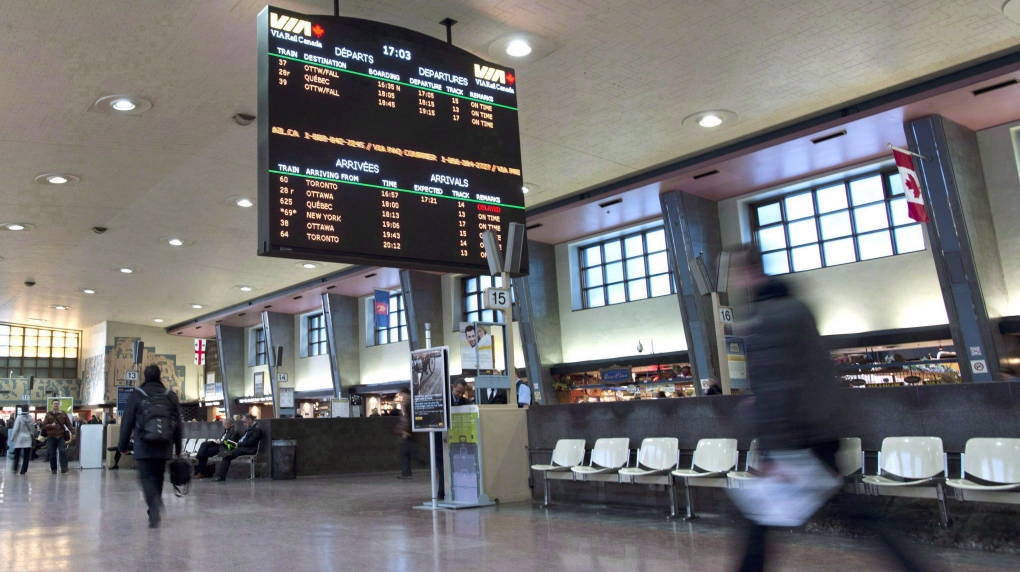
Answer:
[462,275,513,324]
[254,327,268,366]
[750,169,923,275]
[373,292,408,346]
[577,226,675,310]
[306,313,327,357]
[0,323,80,379]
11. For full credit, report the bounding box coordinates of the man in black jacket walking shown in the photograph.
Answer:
[119,365,183,528]
[213,414,262,481]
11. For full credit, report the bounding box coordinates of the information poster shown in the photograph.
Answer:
[449,407,481,504]
[116,386,134,416]
[254,371,265,396]
[410,346,449,431]
[459,322,494,372]
[330,398,350,418]
[726,336,749,390]
[280,387,295,408]
[204,372,216,400]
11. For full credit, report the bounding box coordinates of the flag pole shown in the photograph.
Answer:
[888,143,930,161]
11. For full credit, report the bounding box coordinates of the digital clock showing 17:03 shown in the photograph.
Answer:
[257,5,529,275]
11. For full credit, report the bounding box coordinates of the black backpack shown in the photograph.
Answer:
[169,457,192,497]
[135,387,175,444]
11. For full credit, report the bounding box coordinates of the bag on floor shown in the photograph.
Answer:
[726,449,842,527]
[169,457,192,497]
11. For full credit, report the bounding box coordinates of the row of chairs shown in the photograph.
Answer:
[531,437,1020,528]
[181,438,260,480]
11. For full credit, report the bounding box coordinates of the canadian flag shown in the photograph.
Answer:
[194,339,206,366]
[892,147,929,223]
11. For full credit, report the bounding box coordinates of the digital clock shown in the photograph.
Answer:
[383,45,412,60]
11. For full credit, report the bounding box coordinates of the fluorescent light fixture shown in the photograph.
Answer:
[119,268,134,274]
[236,198,254,208]
[506,40,532,57]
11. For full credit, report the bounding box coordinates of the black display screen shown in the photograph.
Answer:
[257,6,527,273]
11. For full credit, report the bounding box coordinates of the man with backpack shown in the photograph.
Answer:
[119,365,183,529]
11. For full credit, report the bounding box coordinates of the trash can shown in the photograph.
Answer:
[271,439,297,480]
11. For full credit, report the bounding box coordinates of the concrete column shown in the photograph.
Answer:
[262,311,296,412]
[400,270,445,351]
[513,241,561,403]
[660,190,724,396]
[215,325,246,420]
[906,115,1002,381]
[322,293,361,397]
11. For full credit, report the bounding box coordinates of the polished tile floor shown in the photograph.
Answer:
[1,462,1018,571]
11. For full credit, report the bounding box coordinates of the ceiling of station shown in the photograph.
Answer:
[1,0,1019,331]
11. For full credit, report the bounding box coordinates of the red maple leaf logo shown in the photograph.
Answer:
[311,24,325,38]
[905,174,921,199]
[506,72,515,85]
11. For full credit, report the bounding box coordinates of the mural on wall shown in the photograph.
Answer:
[81,337,188,404]
[0,378,82,405]
[82,354,106,405]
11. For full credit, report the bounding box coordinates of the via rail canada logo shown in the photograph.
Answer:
[270,12,325,39]
[473,64,515,86]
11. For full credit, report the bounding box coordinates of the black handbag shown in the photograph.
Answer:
[169,457,193,497]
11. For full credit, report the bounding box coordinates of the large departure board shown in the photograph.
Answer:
[257,6,528,274]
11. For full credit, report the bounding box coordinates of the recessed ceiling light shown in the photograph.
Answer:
[683,110,738,129]
[83,289,96,294]
[506,40,532,57]
[698,115,723,128]
[236,198,254,208]
[237,285,253,292]
[29,318,47,324]
[35,173,81,186]
[52,305,70,311]
[487,33,554,64]
[168,238,184,246]
[521,182,541,195]
[94,94,152,115]
[2,223,33,231]
[190,304,203,309]
[521,185,529,194]
[119,268,134,274]
[152,318,164,323]
[296,262,320,269]
[8,224,24,231]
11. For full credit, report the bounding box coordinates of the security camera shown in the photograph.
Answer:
[92,227,108,234]
[233,113,256,126]
[24,280,36,287]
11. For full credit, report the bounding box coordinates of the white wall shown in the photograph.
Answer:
[718,167,948,335]
[554,242,687,363]
[977,120,1020,316]
[293,313,333,392]
[81,321,107,361]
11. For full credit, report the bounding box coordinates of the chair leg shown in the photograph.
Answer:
[684,479,697,521]
[541,474,553,508]
[667,479,679,519]
[936,483,952,529]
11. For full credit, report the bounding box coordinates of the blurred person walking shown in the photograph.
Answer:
[395,388,413,479]
[119,365,183,528]
[730,248,927,572]
[10,408,36,474]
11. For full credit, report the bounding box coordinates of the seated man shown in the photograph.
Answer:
[213,414,262,482]
[194,418,240,478]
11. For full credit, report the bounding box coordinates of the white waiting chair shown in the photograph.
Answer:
[836,438,863,476]
[531,439,587,507]
[672,438,738,519]
[570,438,629,481]
[946,438,1020,503]
[862,437,951,528]
[184,439,199,455]
[619,438,680,516]
[727,439,762,488]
